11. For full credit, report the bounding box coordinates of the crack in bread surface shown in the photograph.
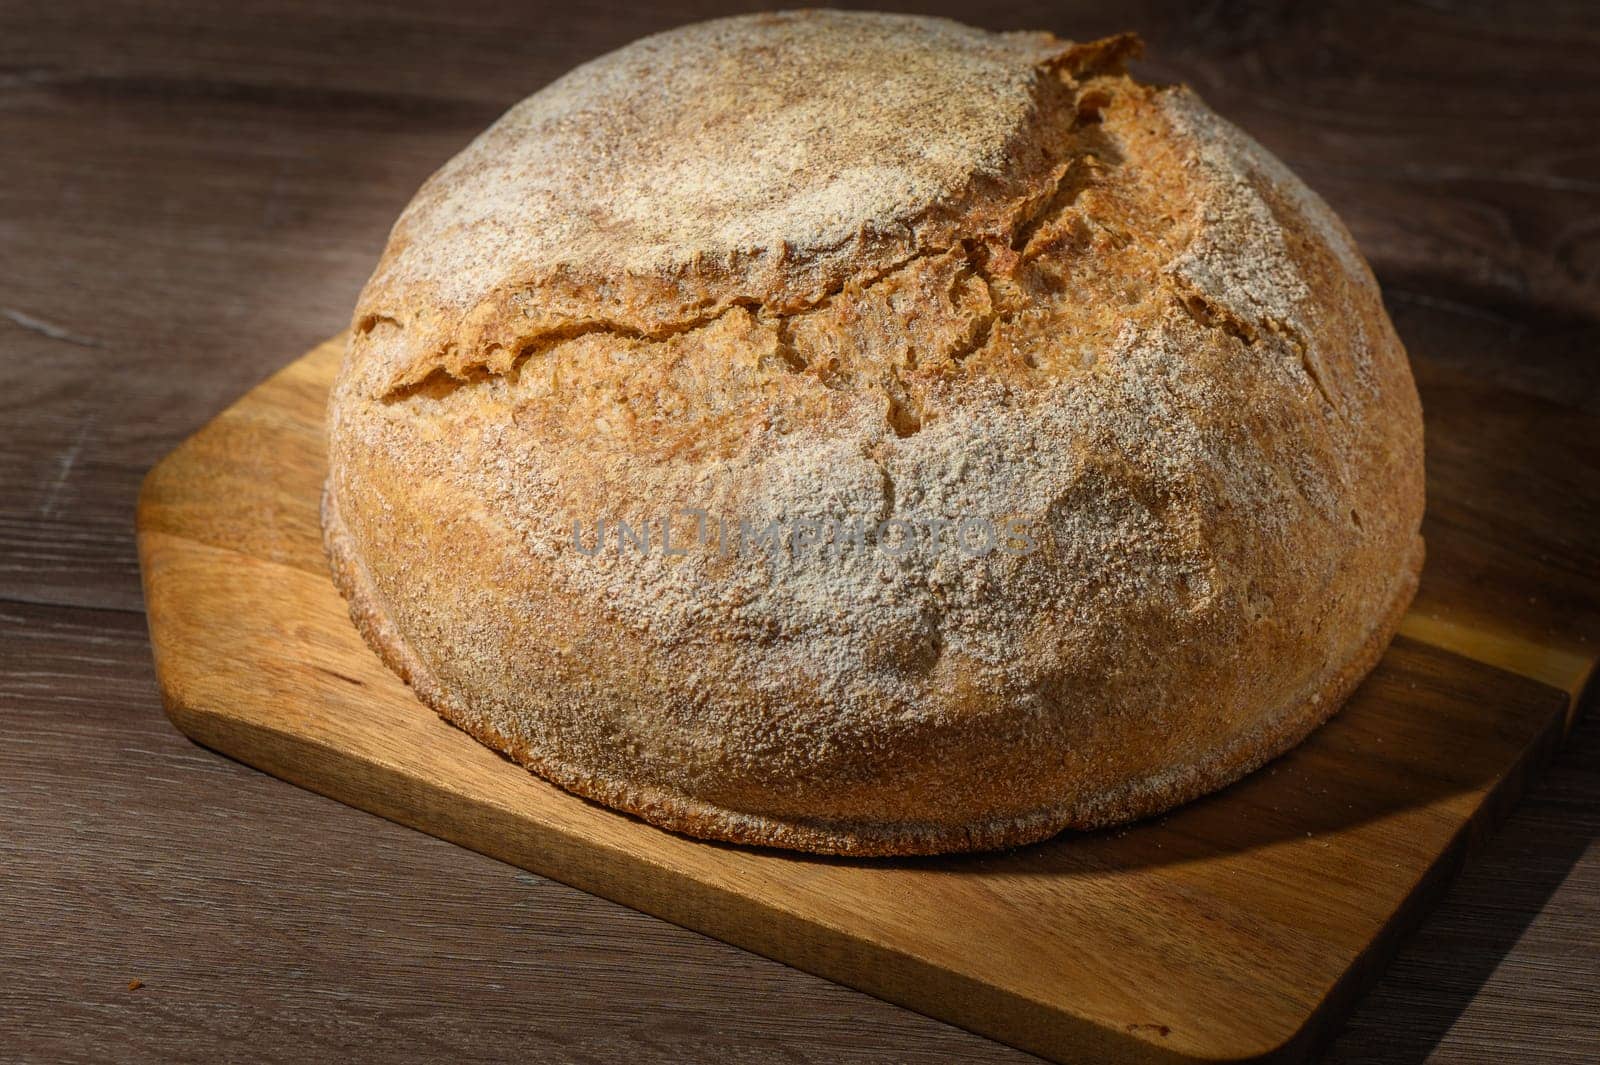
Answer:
[366,56,1359,458]
[374,69,1211,452]
[356,22,1145,399]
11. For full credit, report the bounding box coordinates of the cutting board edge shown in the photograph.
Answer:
[132,338,1592,1065]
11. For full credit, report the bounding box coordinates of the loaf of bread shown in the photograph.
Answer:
[324,10,1425,855]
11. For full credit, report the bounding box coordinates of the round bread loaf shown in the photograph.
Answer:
[324,10,1425,855]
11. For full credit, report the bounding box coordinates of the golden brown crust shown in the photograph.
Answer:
[324,12,1427,855]
[326,486,1419,854]
[352,12,1117,395]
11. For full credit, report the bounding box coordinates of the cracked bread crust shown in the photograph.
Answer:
[325,11,1426,855]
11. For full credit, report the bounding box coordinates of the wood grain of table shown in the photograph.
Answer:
[2,2,1596,1062]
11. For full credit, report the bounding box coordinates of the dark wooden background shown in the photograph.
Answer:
[3,1,1596,1061]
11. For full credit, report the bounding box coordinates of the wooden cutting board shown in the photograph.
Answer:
[138,335,1590,1065]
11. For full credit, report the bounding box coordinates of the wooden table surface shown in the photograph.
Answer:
[3,1,1596,1061]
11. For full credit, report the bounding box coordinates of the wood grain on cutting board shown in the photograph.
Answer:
[137,337,1582,1064]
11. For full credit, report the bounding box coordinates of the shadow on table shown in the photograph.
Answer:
[1325,677,1598,1063]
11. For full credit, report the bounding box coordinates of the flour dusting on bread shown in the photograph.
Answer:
[325,11,1424,855]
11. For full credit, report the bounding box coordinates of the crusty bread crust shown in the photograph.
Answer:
[326,485,1419,854]
[324,12,1427,855]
